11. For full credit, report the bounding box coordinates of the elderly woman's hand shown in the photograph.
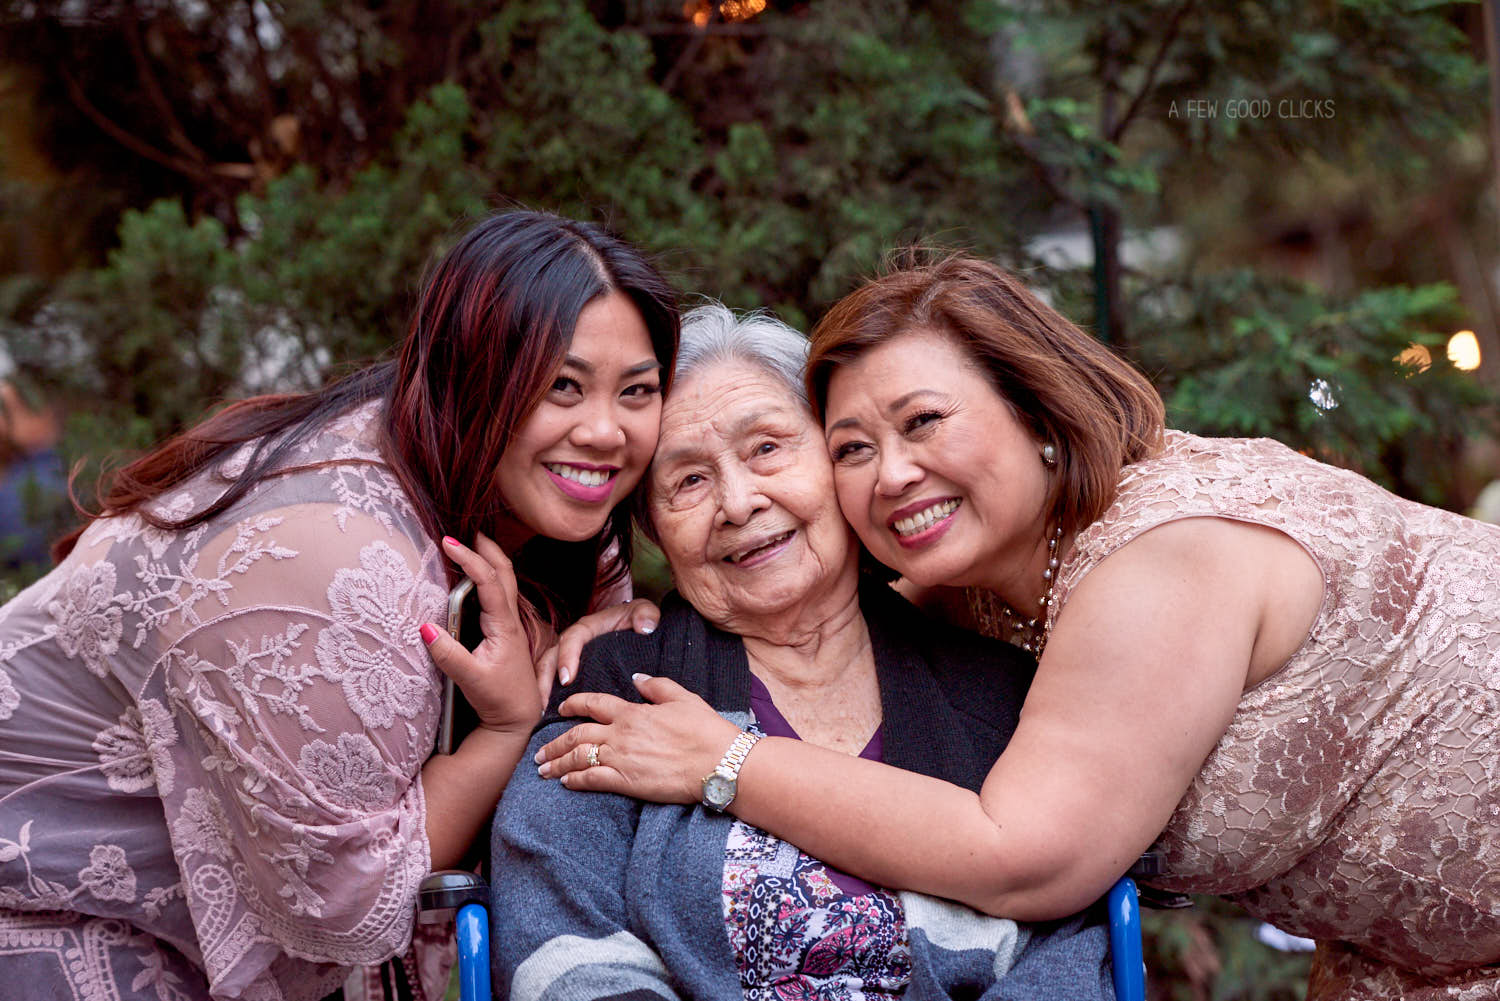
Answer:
[535,675,742,802]
[538,598,662,687]
[422,534,547,733]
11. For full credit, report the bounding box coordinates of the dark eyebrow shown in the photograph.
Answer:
[561,356,662,378]
[826,389,942,435]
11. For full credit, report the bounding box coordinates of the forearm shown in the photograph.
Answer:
[422,726,531,869]
[729,737,1104,920]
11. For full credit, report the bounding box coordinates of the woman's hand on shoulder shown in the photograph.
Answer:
[421,534,546,734]
[534,674,740,803]
[539,598,662,686]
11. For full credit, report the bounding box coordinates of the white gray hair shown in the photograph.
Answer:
[674,301,810,406]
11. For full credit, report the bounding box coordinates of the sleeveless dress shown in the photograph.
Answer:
[1046,431,1500,1000]
[0,401,574,1001]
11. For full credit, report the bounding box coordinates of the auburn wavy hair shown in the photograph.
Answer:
[58,210,679,624]
[806,253,1164,536]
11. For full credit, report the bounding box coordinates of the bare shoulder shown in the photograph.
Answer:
[1064,515,1322,688]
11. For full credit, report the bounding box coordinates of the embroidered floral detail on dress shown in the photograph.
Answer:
[142,882,185,922]
[1367,539,1429,639]
[79,844,138,902]
[126,514,296,647]
[218,443,255,480]
[139,492,199,559]
[297,733,396,811]
[311,540,440,730]
[171,788,231,860]
[1247,694,1359,825]
[327,541,428,641]
[314,626,427,731]
[0,669,17,721]
[126,930,194,1001]
[93,701,178,795]
[47,561,126,677]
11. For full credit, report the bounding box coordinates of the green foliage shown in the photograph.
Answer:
[1143,898,1312,1001]
[476,0,706,245]
[5,83,487,481]
[1138,271,1488,504]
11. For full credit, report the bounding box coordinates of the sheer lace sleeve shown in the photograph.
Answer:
[148,499,447,996]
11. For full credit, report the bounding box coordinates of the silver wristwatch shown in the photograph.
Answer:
[700,730,762,812]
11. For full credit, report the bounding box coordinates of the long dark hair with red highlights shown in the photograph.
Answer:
[58,210,679,624]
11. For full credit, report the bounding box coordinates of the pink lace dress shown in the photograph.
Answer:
[1048,431,1500,999]
[0,403,450,1000]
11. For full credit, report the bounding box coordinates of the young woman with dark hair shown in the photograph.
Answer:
[0,209,677,1001]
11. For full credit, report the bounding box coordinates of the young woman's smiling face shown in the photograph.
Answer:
[494,291,663,545]
[822,327,1051,590]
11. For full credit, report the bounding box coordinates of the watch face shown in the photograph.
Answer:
[703,773,735,810]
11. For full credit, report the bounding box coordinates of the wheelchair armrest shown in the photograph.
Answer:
[419,871,491,1001]
[418,869,488,922]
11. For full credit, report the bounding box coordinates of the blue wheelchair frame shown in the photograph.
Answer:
[421,872,1145,1001]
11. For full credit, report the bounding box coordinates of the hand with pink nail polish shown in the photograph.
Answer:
[421,533,546,735]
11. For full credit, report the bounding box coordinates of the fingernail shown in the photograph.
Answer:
[632,673,650,682]
[419,623,439,644]
[638,623,656,635]
[537,763,552,778]
[442,535,459,548]
[533,748,545,764]
[560,669,572,685]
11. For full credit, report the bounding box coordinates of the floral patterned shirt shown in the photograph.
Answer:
[0,403,448,1001]
[722,678,910,1000]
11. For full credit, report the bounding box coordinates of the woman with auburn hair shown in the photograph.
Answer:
[0,209,675,1001]
[539,254,1500,999]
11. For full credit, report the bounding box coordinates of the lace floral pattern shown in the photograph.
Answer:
[0,402,454,1001]
[1047,431,1500,999]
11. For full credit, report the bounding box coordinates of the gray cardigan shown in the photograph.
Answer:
[490,582,1115,1000]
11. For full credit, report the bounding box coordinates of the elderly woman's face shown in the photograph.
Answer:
[648,361,852,627]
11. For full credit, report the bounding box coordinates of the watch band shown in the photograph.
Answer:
[700,730,762,811]
[719,730,761,774]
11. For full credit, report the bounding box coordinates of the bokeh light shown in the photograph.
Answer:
[1447,330,1482,371]
[1394,343,1432,374]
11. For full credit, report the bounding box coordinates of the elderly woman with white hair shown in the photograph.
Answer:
[484,304,1114,1000]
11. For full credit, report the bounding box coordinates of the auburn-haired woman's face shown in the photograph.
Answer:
[822,327,1051,589]
[494,291,663,544]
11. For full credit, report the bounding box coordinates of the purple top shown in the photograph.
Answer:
[748,674,883,897]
